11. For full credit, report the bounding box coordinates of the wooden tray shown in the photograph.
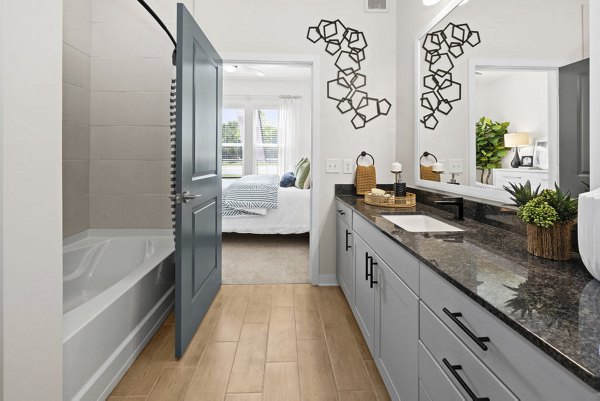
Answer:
[364,191,416,208]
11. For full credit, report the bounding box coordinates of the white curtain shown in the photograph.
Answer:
[278,97,301,175]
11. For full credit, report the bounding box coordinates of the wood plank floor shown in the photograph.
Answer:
[109,285,391,401]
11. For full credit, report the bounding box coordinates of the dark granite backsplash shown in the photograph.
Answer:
[335,187,598,389]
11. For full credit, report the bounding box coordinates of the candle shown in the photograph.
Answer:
[391,162,402,172]
[432,162,444,172]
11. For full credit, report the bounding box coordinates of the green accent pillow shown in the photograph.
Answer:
[295,159,310,189]
[293,157,308,177]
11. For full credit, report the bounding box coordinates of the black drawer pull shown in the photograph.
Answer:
[369,260,378,288]
[338,209,346,215]
[365,253,371,281]
[345,230,352,251]
[442,358,490,401]
[443,308,490,351]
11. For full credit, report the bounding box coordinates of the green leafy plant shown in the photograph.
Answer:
[538,185,578,222]
[517,197,558,228]
[476,117,510,184]
[508,183,578,228]
[504,180,541,207]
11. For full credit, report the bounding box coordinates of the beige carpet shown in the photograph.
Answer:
[222,233,309,284]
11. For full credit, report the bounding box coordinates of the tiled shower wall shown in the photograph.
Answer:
[87,0,186,229]
[63,0,91,237]
[62,0,185,236]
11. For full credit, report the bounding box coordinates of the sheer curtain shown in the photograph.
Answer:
[278,96,302,175]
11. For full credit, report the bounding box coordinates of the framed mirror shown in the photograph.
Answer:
[415,0,590,202]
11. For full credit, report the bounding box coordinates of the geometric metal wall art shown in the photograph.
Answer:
[420,23,481,131]
[307,19,391,129]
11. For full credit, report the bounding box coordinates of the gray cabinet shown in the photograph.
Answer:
[374,254,419,401]
[353,234,376,354]
[419,342,466,401]
[336,215,354,304]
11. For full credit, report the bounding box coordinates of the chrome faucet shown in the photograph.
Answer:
[434,197,464,220]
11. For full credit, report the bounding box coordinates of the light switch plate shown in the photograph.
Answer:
[326,159,341,173]
[343,159,353,174]
[449,159,463,173]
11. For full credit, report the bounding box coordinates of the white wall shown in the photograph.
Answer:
[63,0,91,237]
[224,76,312,169]
[194,0,397,277]
[0,0,63,399]
[475,71,549,171]
[591,0,600,190]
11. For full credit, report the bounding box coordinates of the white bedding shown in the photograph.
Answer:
[222,180,310,234]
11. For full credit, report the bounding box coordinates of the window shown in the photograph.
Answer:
[253,109,279,175]
[222,108,244,178]
[222,105,280,176]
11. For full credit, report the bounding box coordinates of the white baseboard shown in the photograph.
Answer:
[319,274,338,286]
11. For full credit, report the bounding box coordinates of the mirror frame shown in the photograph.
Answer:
[413,0,590,203]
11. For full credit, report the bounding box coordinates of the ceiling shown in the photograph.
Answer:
[223,63,311,81]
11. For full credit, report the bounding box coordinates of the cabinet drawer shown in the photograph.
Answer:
[353,213,419,293]
[335,201,352,226]
[420,302,518,401]
[419,342,465,401]
[420,266,598,401]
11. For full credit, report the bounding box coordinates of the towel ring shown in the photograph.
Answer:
[420,151,438,165]
[356,151,375,166]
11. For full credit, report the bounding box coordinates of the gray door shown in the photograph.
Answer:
[175,3,222,358]
[559,58,590,197]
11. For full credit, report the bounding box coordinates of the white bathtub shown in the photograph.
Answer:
[63,229,175,401]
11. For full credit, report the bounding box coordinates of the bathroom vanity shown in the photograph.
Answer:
[335,190,600,401]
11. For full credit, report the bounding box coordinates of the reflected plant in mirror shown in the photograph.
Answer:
[475,117,509,184]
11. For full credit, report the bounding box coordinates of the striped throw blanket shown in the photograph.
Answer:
[223,175,279,217]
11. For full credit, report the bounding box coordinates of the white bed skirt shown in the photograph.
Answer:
[222,185,310,234]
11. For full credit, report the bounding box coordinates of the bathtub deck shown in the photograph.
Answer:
[108,284,391,401]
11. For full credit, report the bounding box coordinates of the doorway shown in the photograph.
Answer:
[220,60,318,284]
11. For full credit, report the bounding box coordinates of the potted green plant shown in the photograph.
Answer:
[476,117,510,184]
[505,182,577,260]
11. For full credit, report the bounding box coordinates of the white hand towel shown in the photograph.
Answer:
[579,188,600,281]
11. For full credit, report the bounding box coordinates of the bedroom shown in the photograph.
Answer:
[221,62,313,284]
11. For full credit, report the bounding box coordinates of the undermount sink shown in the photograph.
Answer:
[382,214,464,233]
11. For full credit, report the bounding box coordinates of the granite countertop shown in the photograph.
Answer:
[336,194,600,389]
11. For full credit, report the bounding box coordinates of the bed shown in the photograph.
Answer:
[222,176,310,234]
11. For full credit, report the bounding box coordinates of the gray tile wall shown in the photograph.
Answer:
[63,0,91,237]
[86,0,186,229]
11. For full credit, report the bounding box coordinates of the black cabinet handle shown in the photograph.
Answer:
[345,230,352,251]
[365,252,371,281]
[338,209,346,215]
[442,358,490,401]
[369,260,378,288]
[443,308,490,351]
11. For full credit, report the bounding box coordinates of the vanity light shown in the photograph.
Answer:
[504,132,530,168]
[422,0,441,6]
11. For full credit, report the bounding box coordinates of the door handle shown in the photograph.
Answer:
[365,252,372,281]
[345,230,352,251]
[182,191,201,203]
[369,260,378,288]
[338,209,346,215]
[170,191,202,204]
[442,358,490,401]
[443,308,490,351]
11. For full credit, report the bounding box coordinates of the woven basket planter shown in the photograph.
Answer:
[526,221,574,261]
